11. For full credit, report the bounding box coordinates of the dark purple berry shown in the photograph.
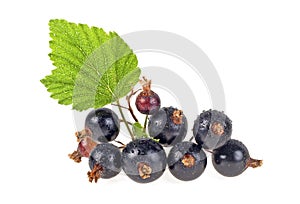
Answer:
[212,139,262,177]
[85,108,120,142]
[135,78,160,115]
[88,143,122,182]
[121,139,167,183]
[193,109,232,150]
[148,107,188,146]
[168,141,207,181]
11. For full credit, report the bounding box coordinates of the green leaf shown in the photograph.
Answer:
[40,19,141,110]
[132,122,148,139]
[72,36,141,110]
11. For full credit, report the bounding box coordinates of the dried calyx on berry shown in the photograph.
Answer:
[135,77,161,115]
[168,141,207,181]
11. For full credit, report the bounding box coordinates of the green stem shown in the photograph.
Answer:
[143,114,149,132]
[111,103,129,110]
[120,119,133,126]
[116,100,135,140]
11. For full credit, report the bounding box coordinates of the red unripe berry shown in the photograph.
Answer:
[135,78,161,115]
[69,134,98,163]
[77,136,98,157]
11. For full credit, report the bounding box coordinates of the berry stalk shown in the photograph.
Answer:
[143,114,149,132]
[116,100,135,140]
[120,119,133,126]
[126,89,140,123]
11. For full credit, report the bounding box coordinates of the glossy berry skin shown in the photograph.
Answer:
[121,139,167,183]
[89,143,122,179]
[168,141,207,181]
[148,107,188,146]
[85,108,120,142]
[212,139,250,177]
[193,110,232,150]
[135,90,161,115]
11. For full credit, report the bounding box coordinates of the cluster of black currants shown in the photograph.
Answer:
[69,78,262,183]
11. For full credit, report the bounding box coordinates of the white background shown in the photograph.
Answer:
[1,0,299,203]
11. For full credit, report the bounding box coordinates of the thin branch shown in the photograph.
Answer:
[126,89,141,123]
[120,119,133,126]
[111,103,129,110]
[189,136,194,142]
[116,100,134,140]
[115,140,126,146]
[143,114,149,132]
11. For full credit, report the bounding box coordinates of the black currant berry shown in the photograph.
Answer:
[168,141,207,181]
[88,143,122,182]
[85,108,120,142]
[121,139,167,183]
[148,107,188,146]
[135,77,161,115]
[193,109,232,150]
[68,135,98,163]
[212,139,262,177]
